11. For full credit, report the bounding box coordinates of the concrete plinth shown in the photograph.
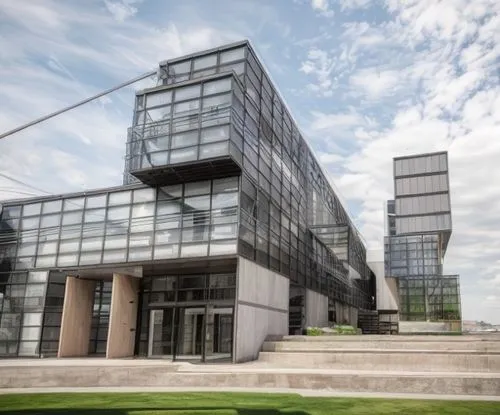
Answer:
[106,273,140,359]
[58,277,96,358]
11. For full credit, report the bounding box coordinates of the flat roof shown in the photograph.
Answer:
[394,151,448,161]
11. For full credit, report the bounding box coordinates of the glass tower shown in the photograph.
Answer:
[384,152,461,322]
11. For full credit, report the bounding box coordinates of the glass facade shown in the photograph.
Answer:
[385,152,461,323]
[0,40,375,358]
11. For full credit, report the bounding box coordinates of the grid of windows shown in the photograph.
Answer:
[0,177,239,271]
[398,276,461,321]
[0,271,48,356]
[126,76,243,173]
[394,153,448,177]
[384,234,441,278]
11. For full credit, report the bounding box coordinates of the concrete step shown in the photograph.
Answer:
[267,334,500,342]
[1,365,499,396]
[257,351,500,372]
[263,340,500,352]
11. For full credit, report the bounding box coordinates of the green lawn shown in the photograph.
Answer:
[0,393,499,415]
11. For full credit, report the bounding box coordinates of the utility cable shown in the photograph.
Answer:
[0,70,157,141]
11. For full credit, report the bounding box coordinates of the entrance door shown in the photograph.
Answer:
[173,307,205,360]
[148,308,174,358]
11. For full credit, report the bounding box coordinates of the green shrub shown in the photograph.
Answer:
[306,327,323,336]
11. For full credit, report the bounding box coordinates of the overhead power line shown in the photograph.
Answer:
[0,70,157,141]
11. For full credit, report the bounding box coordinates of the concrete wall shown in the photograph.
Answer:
[367,249,399,311]
[58,277,96,358]
[106,274,140,359]
[234,257,289,363]
[305,289,328,328]
[335,301,359,327]
[399,321,462,334]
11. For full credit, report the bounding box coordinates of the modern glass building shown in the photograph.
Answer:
[0,40,375,362]
[384,152,461,324]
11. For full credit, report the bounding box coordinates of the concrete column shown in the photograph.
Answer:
[58,277,96,358]
[106,273,140,359]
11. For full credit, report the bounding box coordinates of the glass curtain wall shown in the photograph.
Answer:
[0,177,239,272]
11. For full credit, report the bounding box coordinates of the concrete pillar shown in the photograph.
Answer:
[106,273,140,359]
[58,277,96,358]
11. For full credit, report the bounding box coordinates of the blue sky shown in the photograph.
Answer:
[0,0,499,323]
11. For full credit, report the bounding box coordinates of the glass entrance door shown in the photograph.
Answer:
[148,308,174,358]
[148,306,234,361]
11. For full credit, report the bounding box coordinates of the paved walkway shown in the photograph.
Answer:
[0,386,499,401]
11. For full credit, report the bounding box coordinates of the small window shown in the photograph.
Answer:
[203,78,232,96]
[220,47,245,63]
[174,84,201,101]
[193,54,217,70]
[146,90,172,107]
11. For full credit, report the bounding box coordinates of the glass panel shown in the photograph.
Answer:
[171,130,199,149]
[38,241,58,255]
[23,203,41,216]
[81,237,103,251]
[146,90,172,107]
[23,312,43,326]
[129,232,153,247]
[57,253,78,266]
[193,54,217,70]
[102,249,127,263]
[174,85,201,101]
[170,60,191,74]
[210,239,237,255]
[158,185,182,199]
[86,195,106,209]
[40,214,60,228]
[109,191,131,206]
[170,147,197,164]
[85,209,106,223]
[36,255,56,267]
[199,142,228,159]
[128,247,152,261]
[42,200,62,214]
[21,217,40,230]
[202,94,231,110]
[212,192,238,209]
[155,229,180,245]
[28,271,49,282]
[104,234,128,250]
[220,47,245,63]
[174,100,200,114]
[203,78,232,95]
[211,223,237,240]
[200,125,229,143]
[184,195,210,211]
[181,242,208,257]
[107,206,130,221]
[185,181,211,196]
[132,203,155,218]
[79,252,102,265]
[213,177,238,193]
[154,245,179,259]
[62,211,83,226]
[25,284,46,297]
[59,239,80,253]
[133,188,155,203]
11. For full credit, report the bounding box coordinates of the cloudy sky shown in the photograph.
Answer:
[0,0,499,323]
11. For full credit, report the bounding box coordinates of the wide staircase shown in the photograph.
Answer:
[1,335,499,397]
[258,334,500,396]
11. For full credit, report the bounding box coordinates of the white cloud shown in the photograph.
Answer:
[104,0,142,22]
[340,0,371,10]
[349,68,401,99]
[299,47,336,96]
[310,0,334,17]
[0,0,241,200]
[310,110,364,131]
